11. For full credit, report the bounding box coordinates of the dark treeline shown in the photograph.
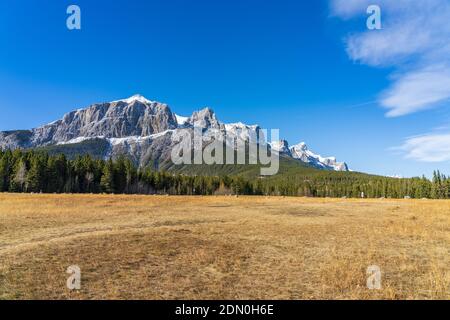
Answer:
[0,149,449,199]
[0,149,244,195]
[264,170,450,199]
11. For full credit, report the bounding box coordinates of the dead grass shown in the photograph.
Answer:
[0,194,448,300]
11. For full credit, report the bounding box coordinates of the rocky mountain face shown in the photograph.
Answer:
[0,95,349,171]
[187,108,222,129]
[269,140,348,171]
[289,142,348,171]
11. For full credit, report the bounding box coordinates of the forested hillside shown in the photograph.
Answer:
[0,149,449,198]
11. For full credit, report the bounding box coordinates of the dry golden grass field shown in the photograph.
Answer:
[0,193,448,300]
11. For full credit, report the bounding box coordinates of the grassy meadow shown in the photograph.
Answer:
[0,193,448,300]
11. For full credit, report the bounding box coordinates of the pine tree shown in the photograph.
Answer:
[124,158,137,193]
[0,153,10,192]
[26,155,46,193]
[113,157,127,194]
[100,159,115,193]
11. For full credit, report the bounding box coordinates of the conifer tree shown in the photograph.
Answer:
[100,159,115,193]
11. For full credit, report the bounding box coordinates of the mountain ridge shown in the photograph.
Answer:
[0,95,349,172]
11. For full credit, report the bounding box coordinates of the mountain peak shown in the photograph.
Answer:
[271,140,291,155]
[290,142,348,171]
[112,94,154,105]
[188,107,221,128]
[0,95,350,172]
[196,107,215,115]
[175,114,189,126]
[291,142,308,151]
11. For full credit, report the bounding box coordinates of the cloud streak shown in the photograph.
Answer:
[381,65,450,117]
[331,0,450,117]
[396,134,450,162]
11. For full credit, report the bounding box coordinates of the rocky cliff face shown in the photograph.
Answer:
[32,96,177,146]
[0,130,33,150]
[186,108,222,129]
[270,140,291,156]
[0,94,349,171]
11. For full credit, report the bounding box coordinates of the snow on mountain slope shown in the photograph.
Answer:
[112,94,154,105]
[0,94,350,171]
[175,114,189,126]
[224,122,259,131]
[270,140,291,155]
[290,142,348,172]
[223,122,260,144]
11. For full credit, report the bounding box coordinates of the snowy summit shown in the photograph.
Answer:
[175,114,189,125]
[112,94,154,104]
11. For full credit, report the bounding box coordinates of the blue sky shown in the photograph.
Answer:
[1,0,449,177]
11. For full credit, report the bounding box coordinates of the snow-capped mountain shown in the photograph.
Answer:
[0,95,349,171]
[174,114,189,126]
[270,140,348,171]
[111,94,154,105]
[290,142,348,172]
[270,140,291,155]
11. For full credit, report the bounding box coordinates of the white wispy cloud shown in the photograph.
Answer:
[330,0,372,19]
[381,65,450,117]
[396,134,450,162]
[331,0,450,117]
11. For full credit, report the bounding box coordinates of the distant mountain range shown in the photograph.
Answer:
[0,94,348,171]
